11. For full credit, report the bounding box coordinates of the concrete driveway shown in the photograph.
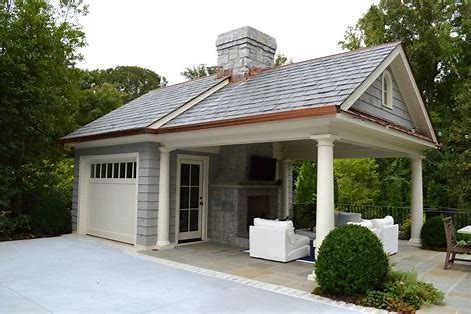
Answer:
[0,236,360,313]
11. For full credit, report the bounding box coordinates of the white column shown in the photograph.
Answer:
[409,156,424,246]
[314,137,335,252]
[157,147,172,247]
[281,160,292,219]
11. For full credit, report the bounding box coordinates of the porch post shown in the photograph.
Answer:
[157,147,172,247]
[281,160,292,219]
[314,136,336,252]
[409,156,424,246]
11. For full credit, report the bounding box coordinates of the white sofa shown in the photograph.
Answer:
[249,218,310,262]
[349,216,399,255]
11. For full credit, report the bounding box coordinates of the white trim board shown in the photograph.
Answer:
[149,79,229,129]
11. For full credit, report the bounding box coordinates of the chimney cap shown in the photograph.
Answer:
[216,26,277,51]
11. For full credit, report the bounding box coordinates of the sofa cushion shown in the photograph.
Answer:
[253,218,294,230]
[348,219,373,229]
[371,216,394,229]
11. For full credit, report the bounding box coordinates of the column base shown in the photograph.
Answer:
[156,241,175,250]
[134,244,157,251]
[408,238,422,247]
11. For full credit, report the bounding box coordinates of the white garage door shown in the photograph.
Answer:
[87,159,137,244]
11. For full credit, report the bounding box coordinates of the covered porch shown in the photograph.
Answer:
[154,112,433,251]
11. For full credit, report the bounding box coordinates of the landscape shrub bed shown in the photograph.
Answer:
[313,225,444,311]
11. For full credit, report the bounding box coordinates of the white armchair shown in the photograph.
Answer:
[249,218,310,262]
[349,216,399,255]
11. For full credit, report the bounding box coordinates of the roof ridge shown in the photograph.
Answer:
[260,41,401,75]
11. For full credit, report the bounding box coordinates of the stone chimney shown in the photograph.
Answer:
[216,26,277,80]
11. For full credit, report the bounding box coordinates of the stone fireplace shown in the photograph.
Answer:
[207,143,282,248]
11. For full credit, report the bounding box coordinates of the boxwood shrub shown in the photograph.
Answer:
[421,216,447,248]
[315,224,389,295]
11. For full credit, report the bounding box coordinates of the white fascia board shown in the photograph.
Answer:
[157,116,333,149]
[340,46,401,111]
[396,48,437,143]
[336,112,436,149]
[148,78,229,129]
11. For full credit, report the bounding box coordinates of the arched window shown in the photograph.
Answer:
[382,70,393,109]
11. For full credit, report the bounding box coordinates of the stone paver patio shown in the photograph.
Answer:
[143,240,471,313]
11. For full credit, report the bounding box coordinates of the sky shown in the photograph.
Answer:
[78,0,379,85]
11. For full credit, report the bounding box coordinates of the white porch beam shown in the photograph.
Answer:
[313,135,337,254]
[409,156,424,246]
[156,147,173,247]
[281,160,292,219]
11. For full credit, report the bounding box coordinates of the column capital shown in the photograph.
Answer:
[159,147,174,154]
[282,159,293,164]
[410,155,425,162]
[310,134,339,146]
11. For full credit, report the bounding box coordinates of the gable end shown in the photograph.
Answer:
[351,67,414,130]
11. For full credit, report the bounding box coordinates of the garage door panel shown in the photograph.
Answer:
[87,159,137,244]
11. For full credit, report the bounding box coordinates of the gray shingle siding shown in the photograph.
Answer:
[352,68,413,129]
[163,43,398,127]
[72,142,160,246]
[62,76,227,140]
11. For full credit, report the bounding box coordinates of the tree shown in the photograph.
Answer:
[339,0,470,209]
[181,64,217,80]
[294,161,317,204]
[334,159,381,206]
[75,82,125,127]
[82,66,167,102]
[274,53,292,66]
[0,0,87,213]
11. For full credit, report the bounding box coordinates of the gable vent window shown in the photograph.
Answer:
[382,70,393,109]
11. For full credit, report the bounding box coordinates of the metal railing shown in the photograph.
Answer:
[292,202,470,231]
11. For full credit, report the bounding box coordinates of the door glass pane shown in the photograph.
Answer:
[120,162,126,178]
[180,187,189,209]
[180,164,190,186]
[190,164,200,186]
[189,210,199,231]
[190,187,199,208]
[126,162,133,178]
[90,164,95,178]
[95,164,101,178]
[107,163,113,178]
[101,163,106,178]
[179,210,189,232]
[113,163,119,178]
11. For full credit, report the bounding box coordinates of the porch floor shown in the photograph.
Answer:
[142,240,471,313]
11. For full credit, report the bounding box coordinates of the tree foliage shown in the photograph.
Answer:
[181,64,217,80]
[82,66,167,102]
[0,0,166,237]
[0,0,86,212]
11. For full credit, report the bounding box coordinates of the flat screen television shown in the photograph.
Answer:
[249,156,276,181]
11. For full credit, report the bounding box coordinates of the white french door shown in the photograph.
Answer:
[177,157,206,242]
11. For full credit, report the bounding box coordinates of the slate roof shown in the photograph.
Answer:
[62,75,227,139]
[63,42,399,140]
[163,42,398,128]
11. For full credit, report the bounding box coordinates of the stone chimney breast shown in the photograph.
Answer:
[216,26,277,80]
